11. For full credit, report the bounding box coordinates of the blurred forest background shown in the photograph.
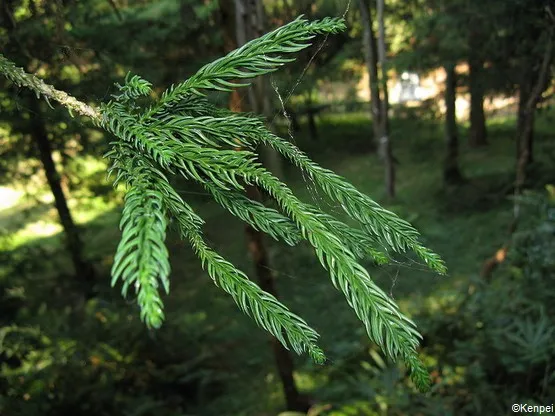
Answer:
[1,0,554,415]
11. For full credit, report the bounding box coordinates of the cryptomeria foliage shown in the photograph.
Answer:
[0,16,446,391]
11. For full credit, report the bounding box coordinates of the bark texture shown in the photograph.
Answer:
[359,0,382,143]
[376,0,395,198]
[468,52,488,147]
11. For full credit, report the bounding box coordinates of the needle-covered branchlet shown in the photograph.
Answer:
[0,16,446,392]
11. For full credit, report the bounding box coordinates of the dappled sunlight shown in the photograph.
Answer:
[0,192,119,249]
[0,186,23,210]
[0,155,120,248]
[72,197,119,224]
[19,220,62,239]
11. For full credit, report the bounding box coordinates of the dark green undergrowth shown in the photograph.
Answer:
[1,108,554,415]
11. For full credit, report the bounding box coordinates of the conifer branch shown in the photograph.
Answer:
[258,133,447,274]
[0,54,100,120]
[169,146,431,386]
[184,226,325,363]
[203,183,301,246]
[0,16,445,392]
[107,142,324,358]
[102,81,437,388]
[165,193,325,362]
[112,182,169,329]
[145,16,346,117]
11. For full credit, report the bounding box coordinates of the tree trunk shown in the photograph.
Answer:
[480,27,553,281]
[244,183,311,413]
[468,50,487,147]
[223,1,307,411]
[443,64,463,184]
[515,27,553,188]
[29,99,95,294]
[376,0,395,199]
[359,0,382,144]
[235,0,284,179]
[3,0,96,299]
[516,74,535,167]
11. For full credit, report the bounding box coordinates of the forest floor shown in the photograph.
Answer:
[1,109,554,415]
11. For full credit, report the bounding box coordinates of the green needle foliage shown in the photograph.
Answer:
[0,15,446,392]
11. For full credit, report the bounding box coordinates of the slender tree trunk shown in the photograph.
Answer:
[515,26,553,186]
[443,64,463,184]
[516,74,535,167]
[223,1,307,411]
[244,182,310,413]
[236,0,284,179]
[3,0,95,298]
[481,28,553,280]
[468,47,487,147]
[359,0,382,144]
[376,0,395,198]
[29,99,95,294]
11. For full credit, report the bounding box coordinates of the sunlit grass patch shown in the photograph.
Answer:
[0,155,123,249]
